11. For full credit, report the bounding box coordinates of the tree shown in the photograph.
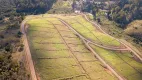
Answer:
[110,0,142,28]
[92,7,98,19]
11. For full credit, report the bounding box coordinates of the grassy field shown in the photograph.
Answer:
[26,15,117,80]
[25,14,142,80]
[48,0,73,14]
[63,15,121,47]
[90,44,142,80]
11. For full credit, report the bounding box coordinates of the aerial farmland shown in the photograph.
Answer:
[20,14,142,80]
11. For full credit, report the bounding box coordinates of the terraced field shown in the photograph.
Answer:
[24,14,142,80]
[90,44,142,80]
[26,17,117,80]
[64,15,121,47]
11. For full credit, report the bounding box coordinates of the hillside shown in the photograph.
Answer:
[48,0,73,14]
[75,0,142,27]
[0,0,142,80]
[111,0,142,27]
[125,20,142,44]
[23,13,142,80]
[0,0,56,80]
[0,0,56,19]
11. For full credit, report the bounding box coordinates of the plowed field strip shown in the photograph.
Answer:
[46,20,91,79]
[115,53,141,74]
[74,19,103,44]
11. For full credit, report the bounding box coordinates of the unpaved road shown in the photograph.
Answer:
[21,21,38,80]
[59,19,125,80]
[21,14,142,80]
[82,13,142,62]
[21,17,124,80]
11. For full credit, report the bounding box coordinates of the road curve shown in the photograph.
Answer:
[82,13,142,62]
[21,21,38,80]
[21,16,125,80]
[59,18,126,80]
[58,18,129,51]
[20,14,142,80]
[24,16,129,51]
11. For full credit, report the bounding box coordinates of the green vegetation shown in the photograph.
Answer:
[0,53,29,80]
[27,15,117,80]
[79,0,142,27]
[64,15,121,46]
[48,0,73,14]
[2,0,142,80]
[111,0,142,26]
[0,0,56,17]
[95,16,125,38]
[0,9,28,80]
[75,0,142,53]
[90,44,142,80]
[125,20,142,45]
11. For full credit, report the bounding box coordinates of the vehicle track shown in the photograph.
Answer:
[21,14,142,80]
[82,13,142,62]
[21,16,128,80]
[72,18,126,49]
[58,18,129,51]
[24,16,130,51]
[21,21,38,80]
[46,19,91,80]
[59,18,125,80]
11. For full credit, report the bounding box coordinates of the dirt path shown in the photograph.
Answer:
[21,16,126,80]
[58,18,129,51]
[21,21,38,80]
[46,20,91,79]
[82,13,142,62]
[21,14,142,80]
[59,18,125,80]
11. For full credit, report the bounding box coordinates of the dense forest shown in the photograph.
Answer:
[0,0,56,20]
[111,0,142,27]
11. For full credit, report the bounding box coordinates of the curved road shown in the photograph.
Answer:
[21,17,125,80]
[21,14,142,80]
[82,13,142,62]
[59,19,125,80]
[58,18,129,51]
[57,18,129,51]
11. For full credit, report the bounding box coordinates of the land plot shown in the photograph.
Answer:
[35,58,85,80]
[55,21,117,80]
[64,16,121,46]
[27,15,117,80]
[91,44,142,80]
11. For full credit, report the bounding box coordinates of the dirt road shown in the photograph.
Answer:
[59,18,125,80]
[21,14,142,80]
[21,21,38,80]
[82,13,142,62]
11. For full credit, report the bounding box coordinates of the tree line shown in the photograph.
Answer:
[0,0,56,20]
[110,0,142,27]
[76,0,142,28]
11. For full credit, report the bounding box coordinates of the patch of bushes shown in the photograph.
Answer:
[0,53,28,80]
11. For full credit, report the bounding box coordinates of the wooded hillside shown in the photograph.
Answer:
[111,0,142,27]
[0,0,56,19]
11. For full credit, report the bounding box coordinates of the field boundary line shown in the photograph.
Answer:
[59,18,126,80]
[46,19,92,80]
[21,21,38,80]
[58,18,129,51]
[82,13,142,62]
